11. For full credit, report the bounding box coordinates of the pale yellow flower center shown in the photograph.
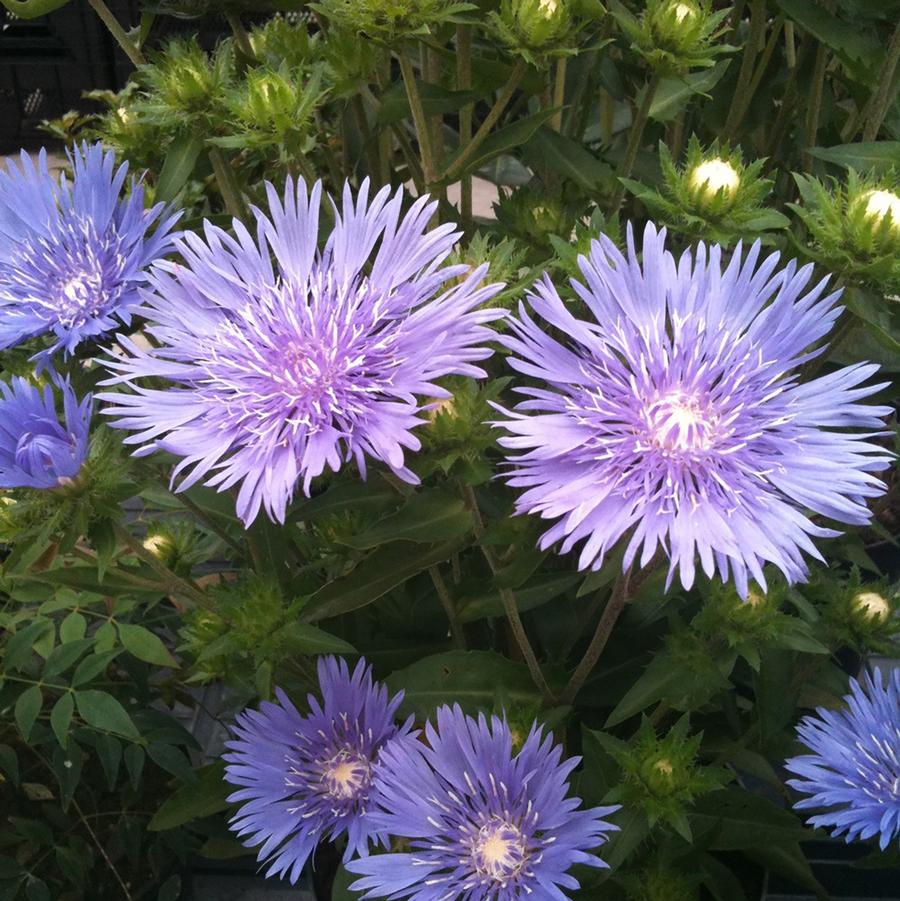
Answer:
[539,0,559,16]
[654,758,674,777]
[471,819,529,881]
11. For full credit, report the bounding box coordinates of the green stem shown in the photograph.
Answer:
[804,42,828,170]
[724,0,767,139]
[556,569,634,707]
[551,57,567,131]
[462,484,553,703]
[208,146,248,221]
[87,0,145,68]
[441,59,527,185]
[398,47,438,190]
[862,17,900,141]
[225,10,255,61]
[352,94,382,185]
[456,25,474,226]
[72,798,134,901]
[610,72,660,213]
[429,565,467,649]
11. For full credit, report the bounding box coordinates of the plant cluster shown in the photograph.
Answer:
[0,0,898,899]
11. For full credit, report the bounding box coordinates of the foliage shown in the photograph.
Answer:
[2,0,898,898]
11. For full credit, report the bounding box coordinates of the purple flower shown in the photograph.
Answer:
[100,179,502,526]
[347,704,618,901]
[493,223,892,597]
[0,143,178,363]
[785,668,900,850]
[0,377,91,489]
[223,656,415,884]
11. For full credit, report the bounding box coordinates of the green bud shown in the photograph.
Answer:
[792,170,900,291]
[625,136,786,246]
[613,0,732,74]
[493,0,573,58]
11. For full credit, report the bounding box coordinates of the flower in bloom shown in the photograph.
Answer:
[0,377,91,489]
[0,144,178,363]
[101,179,502,525]
[347,704,618,901]
[223,656,414,884]
[493,223,892,597]
[785,669,900,850]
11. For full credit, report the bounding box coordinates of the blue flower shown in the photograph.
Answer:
[223,656,415,884]
[347,704,619,901]
[99,178,502,526]
[786,668,900,850]
[0,143,178,363]
[0,377,91,489]
[493,222,893,597]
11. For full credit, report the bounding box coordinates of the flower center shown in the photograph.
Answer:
[321,750,371,800]
[53,268,108,325]
[643,390,715,454]
[471,819,529,882]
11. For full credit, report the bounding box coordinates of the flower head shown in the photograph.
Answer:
[785,669,900,850]
[0,377,91,489]
[0,143,178,364]
[223,656,414,884]
[494,223,892,597]
[100,179,501,526]
[347,704,618,901]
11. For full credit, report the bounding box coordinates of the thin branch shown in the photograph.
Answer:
[398,46,438,189]
[462,484,553,703]
[441,59,527,184]
[429,565,467,649]
[87,0,145,68]
[862,16,900,141]
[72,798,134,901]
[609,72,660,212]
[556,569,634,707]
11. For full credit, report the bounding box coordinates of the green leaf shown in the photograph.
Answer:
[650,62,731,121]
[59,612,87,643]
[157,875,182,901]
[304,538,465,622]
[147,742,195,783]
[72,650,122,687]
[2,619,54,672]
[386,650,542,719]
[807,141,900,173]
[124,744,145,789]
[0,0,70,18]
[50,693,74,747]
[457,572,580,622]
[156,132,205,202]
[520,128,613,191]
[745,842,829,898]
[699,853,748,901]
[377,81,484,126]
[148,762,230,831]
[340,490,472,549]
[441,109,559,182]
[22,566,164,598]
[289,479,396,523]
[691,788,814,850]
[75,690,140,740]
[43,638,94,678]
[87,519,117,583]
[331,864,363,901]
[0,744,20,786]
[276,622,357,656]
[776,0,881,80]
[118,623,179,667]
[15,685,42,741]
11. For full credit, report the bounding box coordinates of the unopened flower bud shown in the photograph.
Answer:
[689,158,741,201]
[852,591,891,623]
[861,189,900,234]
